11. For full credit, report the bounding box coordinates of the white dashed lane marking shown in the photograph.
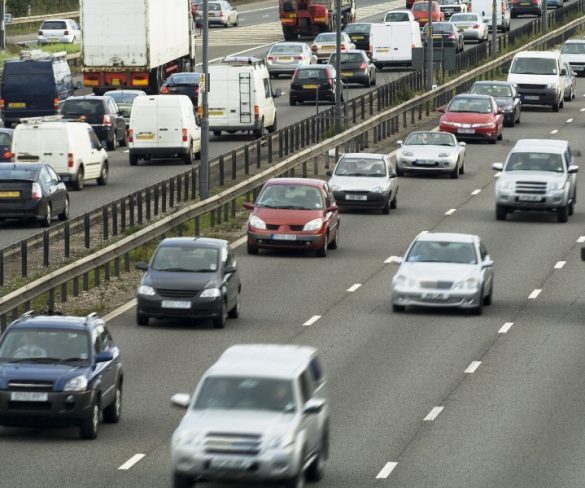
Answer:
[577,236,585,243]
[303,315,321,327]
[445,209,456,216]
[499,322,514,334]
[423,406,444,421]
[528,289,542,299]
[554,261,566,269]
[119,454,146,470]
[471,189,481,195]
[376,462,398,479]
[567,118,574,123]
[465,361,481,374]
[347,284,362,292]
[551,129,558,134]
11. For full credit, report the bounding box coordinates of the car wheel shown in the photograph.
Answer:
[560,98,564,109]
[183,144,194,165]
[173,472,194,488]
[372,74,376,86]
[329,226,339,249]
[73,167,84,191]
[107,133,117,151]
[228,291,241,318]
[552,101,560,112]
[392,304,405,312]
[364,76,371,88]
[450,165,459,179]
[472,299,483,315]
[382,198,390,214]
[483,284,493,306]
[41,203,52,227]
[569,200,575,216]
[58,197,69,221]
[495,204,507,221]
[508,116,516,128]
[316,234,328,257]
[284,466,305,488]
[97,161,109,186]
[489,134,497,144]
[213,300,227,329]
[213,130,222,136]
[136,311,149,326]
[306,443,326,481]
[119,129,128,147]
[247,242,259,255]
[268,113,278,133]
[103,384,122,423]
[129,154,139,166]
[289,96,296,106]
[558,205,569,222]
[390,192,398,209]
[253,121,264,139]
[79,401,100,440]
[459,160,465,174]
[395,165,404,177]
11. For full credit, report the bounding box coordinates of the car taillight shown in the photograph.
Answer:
[67,153,74,168]
[128,129,134,143]
[340,44,346,50]
[3,151,12,159]
[219,10,225,16]
[254,105,260,120]
[31,182,42,200]
[182,128,188,142]
[448,33,455,39]
[267,55,274,61]
[197,105,203,117]
[311,44,317,51]
[53,98,59,111]
[160,86,169,94]
[103,114,112,126]
[64,30,69,35]
[473,23,480,28]
[0,99,4,110]
[359,62,367,70]
[294,56,303,60]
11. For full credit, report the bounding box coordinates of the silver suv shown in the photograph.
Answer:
[492,139,578,222]
[171,344,329,488]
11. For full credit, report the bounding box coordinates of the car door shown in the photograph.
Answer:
[221,244,239,310]
[87,127,104,178]
[107,98,124,141]
[478,240,493,294]
[492,98,503,131]
[385,157,398,196]
[92,325,116,406]
[564,146,577,198]
[38,167,58,215]
[323,185,339,241]
[45,165,66,213]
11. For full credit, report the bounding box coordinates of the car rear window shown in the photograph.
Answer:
[2,62,55,96]
[412,3,429,11]
[315,33,336,43]
[385,12,410,21]
[40,21,67,30]
[0,133,12,145]
[61,99,104,116]
[106,91,142,104]
[167,73,201,85]
[470,84,512,97]
[296,69,326,80]
[451,13,477,20]
[270,44,303,54]
[432,23,452,32]
[330,53,364,64]
[0,168,38,179]
[209,3,222,10]
[345,23,370,33]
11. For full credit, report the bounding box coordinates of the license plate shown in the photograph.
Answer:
[278,56,293,62]
[11,392,48,402]
[8,102,26,108]
[518,195,542,202]
[352,35,364,40]
[422,292,448,300]
[342,71,353,77]
[49,37,60,42]
[303,84,319,89]
[161,300,192,309]
[433,35,443,39]
[209,12,216,16]
[272,234,297,240]
[209,110,224,116]
[346,194,367,201]
[0,191,20,198]
[377,48,389,52]
[419,17,428,22]
[521,2,530,4]
[136,133,155,140]
[321,45,334,51]
[112,78,121,86]
[210,458,252,470]
[458,128,475,134]
[524,95,539,100]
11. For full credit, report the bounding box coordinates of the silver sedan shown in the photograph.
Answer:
[266,42,317,78]
[450,13,488,42]
[395,131,466,178]
[391,232,494,315]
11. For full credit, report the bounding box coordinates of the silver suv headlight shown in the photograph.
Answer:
[548,181,563,191]
[64,375,88,392]
[267,432,296,449]
[453,277,480,290]
[393,275,418,289]
[173,430,203,446]
[497,180,514,191]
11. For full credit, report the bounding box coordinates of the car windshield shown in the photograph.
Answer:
[316,33,336,43]
[151,246,219,272]
[562,43,585,54]
[40,21,67,30]
[406,241,478,264]
[385,12,410,21]
[330,53,363,64]
[405,132,455,146]
[256,184,324,209]
[447,97,492,113]
[270,44,303,54]
[451,14,477,21]
[345,23,370,33]
[105,91,142,104]
[194,376,296,413]
[504,152,564,172]
[0,329,90,363]
[470,84,512,97]
[335,157,387,176]
[510,57,557,75]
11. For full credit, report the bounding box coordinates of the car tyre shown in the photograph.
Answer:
[552,101,560,112]
[289,95,296,106]
[136,311,149,326]
[80,401,100,440]
[107,134,117,151]
[569,200,575,216]
[228,291,241,318]
[119,129,128,147]
[41,203,52,227]
[183,144,194,165]
[495,204,507,221]
[472,301,483,315]
[483,285,493,306]
[253,120,264,139]
[392,304,405,312]
[306,447,326,482]
[450,165,459,179]
[382,198,390,214]
[58,197,69,221]
[557,205,569,223]
[364,76,371,88]
[103,384,122,423]
[395,165,404,177]
[459,160,465,175]
[390,192,398,209]
[268,113,278,133]
[316,234,328,257]
[97,161,109,186]
[247,242,259,255]
[73,167,84,191]
[173,472,194,488]
[129,154,139,166]
[213,300,227,329]
[284,465,305,488]
[329,226,339,249]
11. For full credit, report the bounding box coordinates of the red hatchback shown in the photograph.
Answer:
[244,178,340,257]
[412,0,444,26]
[438,94,504,144]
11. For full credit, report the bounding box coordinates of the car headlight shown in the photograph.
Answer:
[442,120,457,127]
[472,123,496,128]
[173,430,202,446]
[249,215,267,230]
[303,218,324,231]
[267,432,296,449]
[393,275,418,289]
[200,288,221,298]
[497,180,514,191]
[438,153,450,158]
[548,181,563,191]
[401,151,414,157]
[138,285,156,296]
[501,104,514,111]
[453,277,479,290]
[329,183,342,191]
[546,83,557,89]
[371,186,387,193]
[64,375,88,392]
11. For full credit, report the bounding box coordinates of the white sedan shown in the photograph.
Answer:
[395,131,466,178]
[450,12,488,42]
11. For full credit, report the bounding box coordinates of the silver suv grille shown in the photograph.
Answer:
[420,281,454,290]
[515,181,547,194]
[204,432,262,456]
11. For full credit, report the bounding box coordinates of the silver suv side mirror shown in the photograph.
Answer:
[303,398,325,415]
[171,393,191,408]
[492,162,504,171]
[568,164,579,174]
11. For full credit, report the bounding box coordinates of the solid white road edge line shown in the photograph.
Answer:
[376,462,398,479]
[347,283,362,292]
[445,208,456,216]
[423,406,444,421]
[118,454,146,471]
[303,315,321,327]
[465,361,481,374]
[554,261,566,269]
[528,289,542,299]
[498,322,514,334]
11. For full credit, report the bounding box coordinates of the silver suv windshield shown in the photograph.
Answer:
[194,376,296,413]
[505,152,564,172]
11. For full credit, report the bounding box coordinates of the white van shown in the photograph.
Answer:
[202,56,279,139]
[128,94,201,166]
[471,0,510,31]
[507,50,565,111]
[12,119,109,191]
[370,22,422,69]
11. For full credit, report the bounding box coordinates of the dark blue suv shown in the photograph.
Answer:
[0,312,123,439]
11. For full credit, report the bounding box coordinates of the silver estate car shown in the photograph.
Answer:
[171,344,329,488]
[395,131,466,178]
[327,152,399,213]
[391,232,494,315]
[267,42,317,77]
[450,13,489,42]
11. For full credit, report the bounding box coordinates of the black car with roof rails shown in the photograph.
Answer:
[0,311,123,439]
[468,80,522,126]
[135,237,241,329]
[0,128,14,162]
[60,95,127,150]
[289,65,343,105]
[329,50,376,87]
[0,162,69,227]
[343,23,372,52]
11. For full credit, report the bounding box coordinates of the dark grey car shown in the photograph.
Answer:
[469,80,522,126]
[135,237,241,328]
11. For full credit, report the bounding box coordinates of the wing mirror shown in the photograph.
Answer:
[437,105,445,113]
[171,393,191,409]
[243,201,254,210]
[135,261,148,271]
[96,351,114,363]
[568,165,579,174]
[396,140,403,145]
[224,263,237,274]
[482,258,494,268]
[492,162,504,171]
[303,398,325,415]
[459,141,466,146]
[561,69,567,76]
[327,203,338,212]
[326,170,333,176]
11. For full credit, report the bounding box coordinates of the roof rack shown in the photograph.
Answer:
[19,49,67,61]
[19,115,64,124]
[221,56,265,67]
[84,312,99,325]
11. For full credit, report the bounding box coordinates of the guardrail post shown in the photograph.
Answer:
[83,272,89,292]
[94,266,100,288]
[48,289,55,313]
[256,139,262,169]
[195,216,200,236]
[120,199,126,232]
[0,250,3,287]
[170,179,175,208]
[230,150,237,180]
[153,186,158,216]
[184,173,189,202]
[102,206,109,241]
[162,183,167,213]
[114,257,120,277]
[177,175,182,203]
[223,203,229,222]
[300,121,305,147]
[104,262,110,283]
[210,209,215,228]
[244,145,250,174]
[219,154,225,186]
[43,231,49,267]
[313,157,319,176]
[302,160,307,178]
[268,136,273,164]
[377,88,381,112]
[124,253,130,272]
[84,214,90,249]
[191,169,197,199]
[284,127,289,155]
[137,192,143,225]
[21,240,27,278]
[112,202,118,237]
[279,131,284,158]
[217,207,222,225]
[231,200,236,218]
[361,96,365,120]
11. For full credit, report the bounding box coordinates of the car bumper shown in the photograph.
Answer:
[461,30,483,40]
[2,109,60,125]
[290,89,335,102]
[172,445,301,482]
[397,157,457,171]
[315,51,336,61]
[0,200,45,219]
[38,36,75,44]
[511,6,542,15]
[496,192,567,209]
[136,295,223,320]
[339,72,369,84]
[440,125,498,140]
[392,287,481,309]
[129,146,190,157]
[332,191,389,208]
[207,17,230,25]
[0,390,95,427]
[515,89,557,106]
[247,230,326,251]
[267,63,305,74]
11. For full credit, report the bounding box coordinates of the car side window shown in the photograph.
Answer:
[299,370,313,403]
[565,148,573,167]
[479,242,488,260]
[100,328,114,351]
[39,167,52,188]
[226,246,236,266]
[263,77,271,99]
[109,99,119,114]
[93,327,104,355]
[309,357,323,386]
[88,129,101,150]
[46,165,60,183]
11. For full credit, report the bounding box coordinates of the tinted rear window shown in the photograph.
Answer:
[40,21,67,30]
[209,3,222,10]
[61,99,104,116]
[330,53,364,63]
[0,168,38,179]
[167,73,201,85]
[297,69,326,80]
[270,44,303,54]
[2,62,55,96]
[345,23,370,33]
[0,133,12,145]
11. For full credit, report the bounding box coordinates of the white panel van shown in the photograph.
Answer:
[370,22,422,69]
[12,120,109,191]
[128,94,201,166]
[471,0,510,31]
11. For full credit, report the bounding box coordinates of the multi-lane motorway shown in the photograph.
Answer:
[2,55,585,487]
[0,0,539,249]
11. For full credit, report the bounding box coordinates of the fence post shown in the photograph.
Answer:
[256,139,262,168]
[21,240,27,278]
[219,154,225,186]
[268,136,273,164]
[244,145,250,174]
[43,231,49,267]
[162,183,167,213]
[137,192,143,225]
[102,206,108,241]
[84,214,90,248]
[112,201,118,237]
